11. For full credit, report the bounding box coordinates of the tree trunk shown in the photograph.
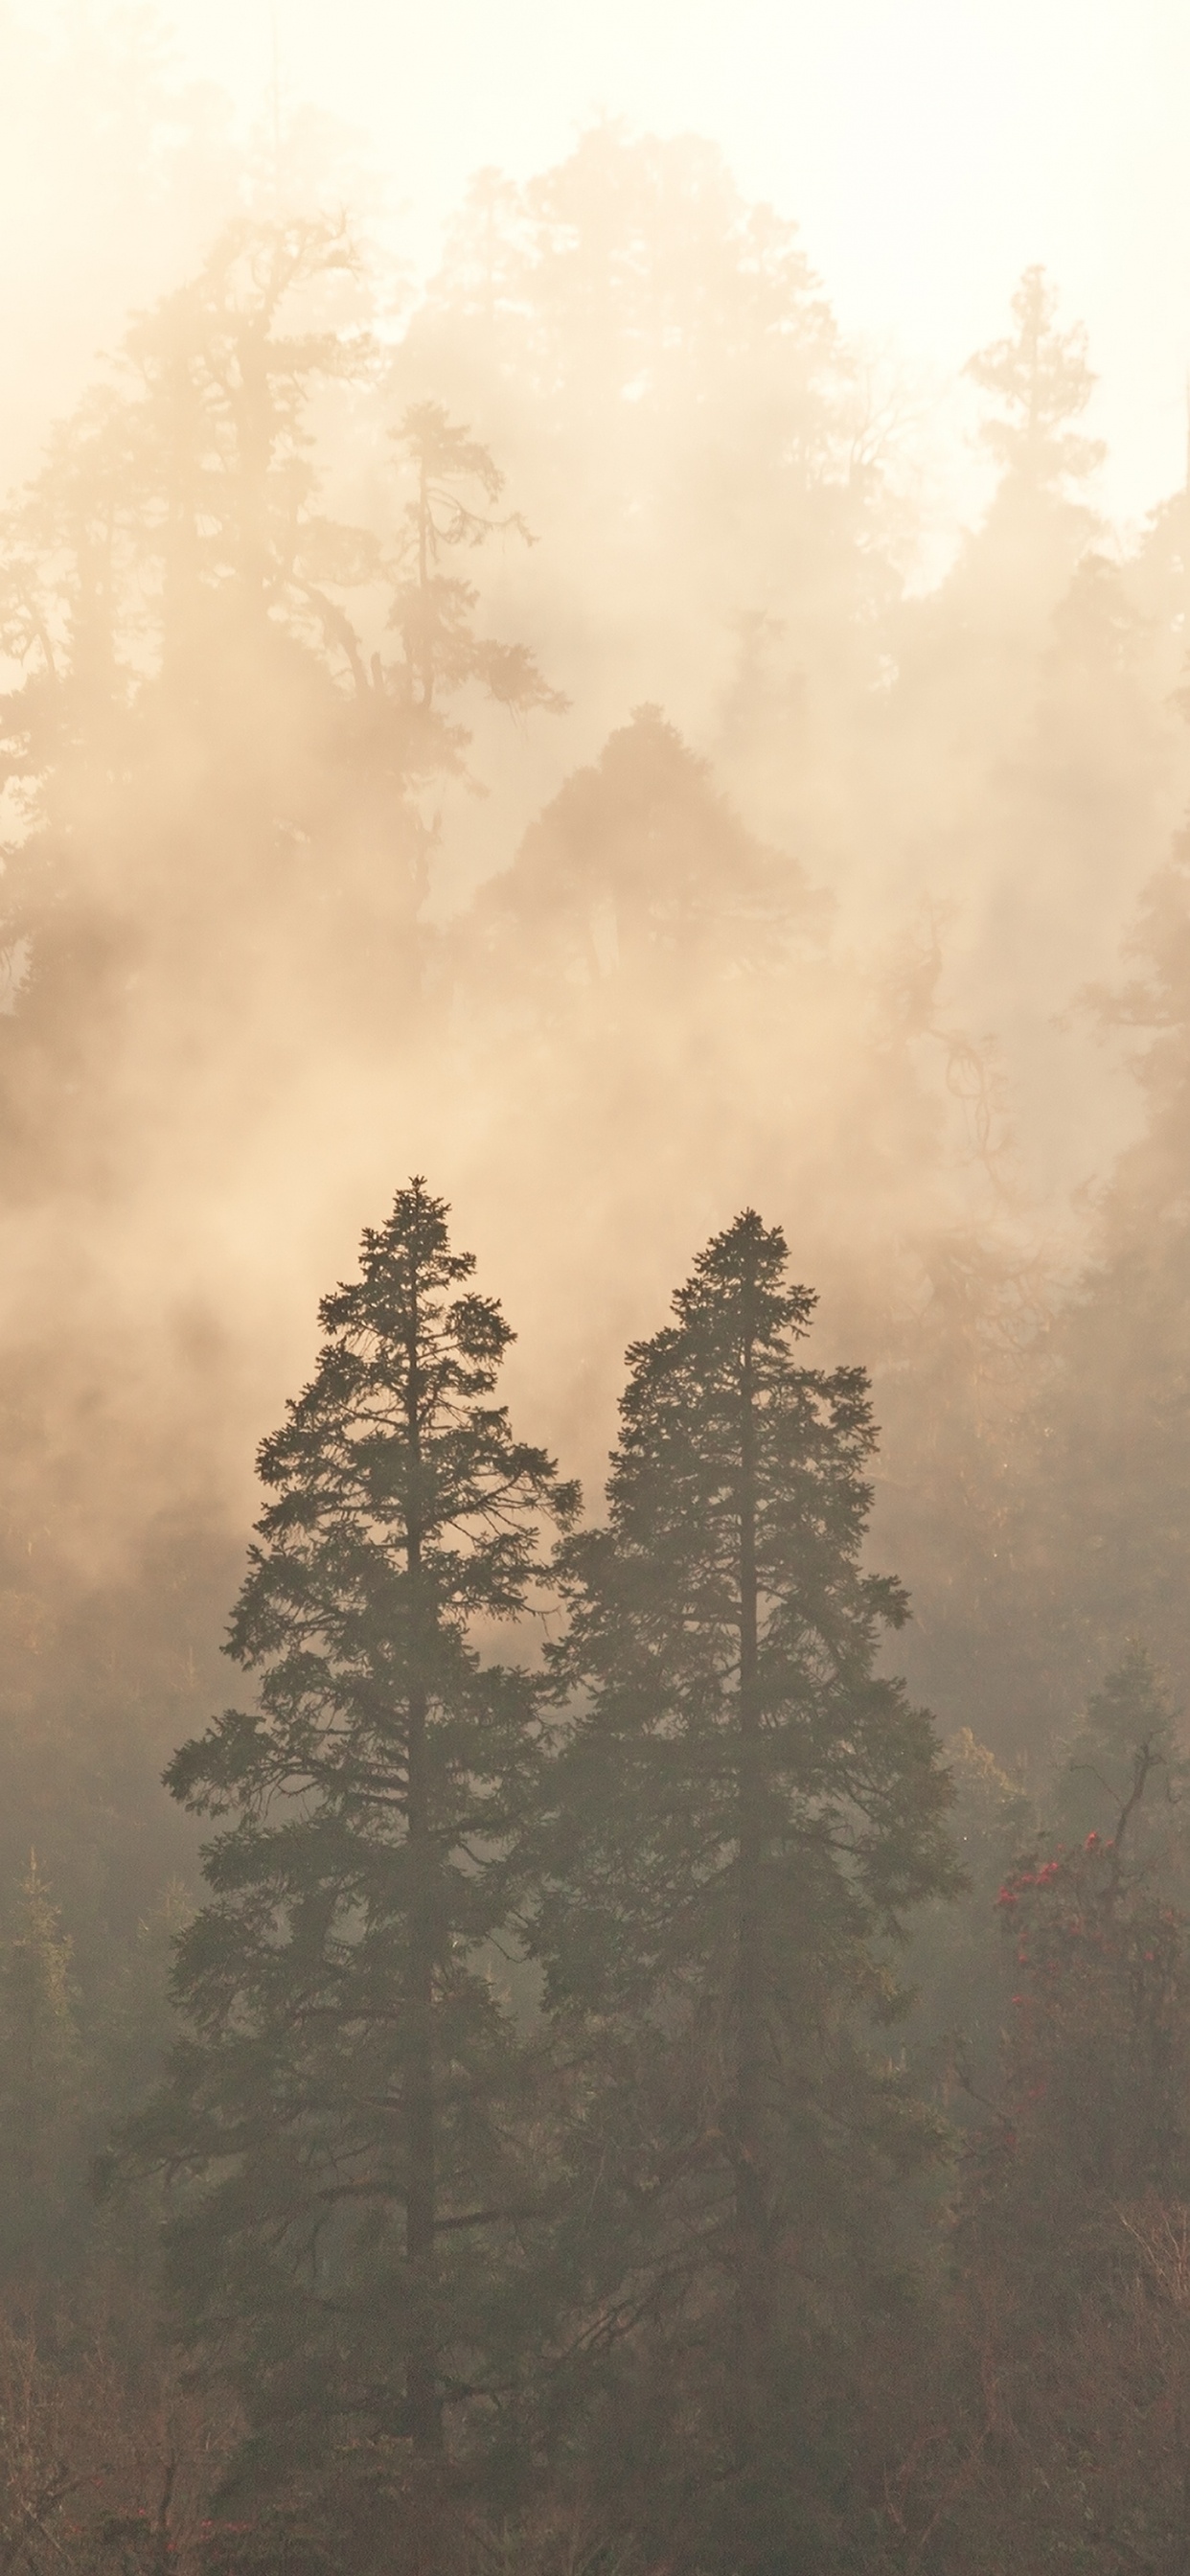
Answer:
[734,1298,769,2451]
[404,1274,442,2452]
[405,1674,441,2451]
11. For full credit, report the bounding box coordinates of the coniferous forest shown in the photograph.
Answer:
[7,14,1190,2568]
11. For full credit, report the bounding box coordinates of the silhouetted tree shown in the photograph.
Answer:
[133,1183,577,2528]
[530,1210,956,2573]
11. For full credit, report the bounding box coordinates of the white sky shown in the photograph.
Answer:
[155,0,1190,538]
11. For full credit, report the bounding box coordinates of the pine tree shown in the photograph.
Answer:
[530,1211,957,2570]
[966,264,1104,494]
[135,1182,577,2523]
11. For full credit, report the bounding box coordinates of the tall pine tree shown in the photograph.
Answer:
[531,1211,956,2571]
[135,1182,577,2529]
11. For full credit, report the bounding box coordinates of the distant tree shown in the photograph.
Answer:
[132,1183,577,2534]
[1011,828,1190,1708]
[880,1669,1190,2576]
[866,276,1153,1760]
[470,703,814,1009]
[936,1654,1190,2495]
[401,121,903,798]
[966,264,1104,494]
[0,218,569,2106]
[0,2299,237,2576]
[0,215,396,1185]
[529,1210,957,2574]
[387,401,567,780]
[416,125,847,437]
[1046,1641,1185,1853]
[0,215,567,1180]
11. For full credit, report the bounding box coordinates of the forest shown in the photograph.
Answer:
[3,11,1190,2570]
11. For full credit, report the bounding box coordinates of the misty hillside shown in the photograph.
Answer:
[0,13,1189,2573]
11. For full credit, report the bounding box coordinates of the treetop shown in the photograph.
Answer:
[669,1206,817,1340]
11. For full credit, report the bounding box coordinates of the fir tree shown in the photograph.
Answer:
[966,264,1104,494]
[530,1211,957,2569]
[135,1182,578,2513]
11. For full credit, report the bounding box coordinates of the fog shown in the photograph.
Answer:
[7,17,1190,2568]
[1,0,1189,1935]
